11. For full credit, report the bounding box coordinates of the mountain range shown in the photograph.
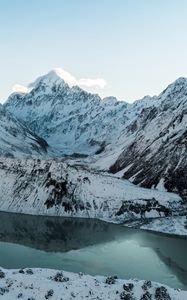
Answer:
[2,70,186,200]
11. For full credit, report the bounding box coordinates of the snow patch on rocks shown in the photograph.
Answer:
[0,267,186,300]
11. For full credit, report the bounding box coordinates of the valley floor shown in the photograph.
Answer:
[0,158,186,298]
[0,267,186,300]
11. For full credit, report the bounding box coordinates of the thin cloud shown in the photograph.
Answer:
[77,78,106,88]
[55,68,107,89]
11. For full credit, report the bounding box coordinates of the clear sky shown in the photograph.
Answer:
[1,0,187,103]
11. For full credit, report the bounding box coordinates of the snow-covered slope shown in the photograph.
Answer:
[1,267,186,300]
[0,105,48,158]
[108,78,187,199]
[0,158,183,224]
[3,71,187,198]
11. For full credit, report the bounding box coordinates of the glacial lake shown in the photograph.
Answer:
[0,211,186,290]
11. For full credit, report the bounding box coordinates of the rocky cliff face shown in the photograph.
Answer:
[109,78,187,199]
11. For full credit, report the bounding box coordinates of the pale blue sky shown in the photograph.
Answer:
[1,0,187,102]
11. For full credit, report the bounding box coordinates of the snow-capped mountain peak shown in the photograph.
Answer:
[5,70,153,155]
[28,70,69,94]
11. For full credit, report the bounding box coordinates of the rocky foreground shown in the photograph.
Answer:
[0,267,186,300]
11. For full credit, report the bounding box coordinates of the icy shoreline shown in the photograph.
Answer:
[137,216,187,236]
[0,267,186,300]
[123,215,187,237]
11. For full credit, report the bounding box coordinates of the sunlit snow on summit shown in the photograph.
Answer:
[12,84,30,94]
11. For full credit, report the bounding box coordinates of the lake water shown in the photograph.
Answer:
[0,211,186,290]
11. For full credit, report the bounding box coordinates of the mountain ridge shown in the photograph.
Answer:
[0,104,48,158]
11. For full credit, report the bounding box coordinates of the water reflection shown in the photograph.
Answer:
[0,211,124,251]
[0,211,186,289]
